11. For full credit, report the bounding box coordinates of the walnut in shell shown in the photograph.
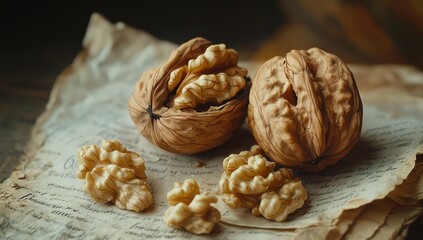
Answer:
[76,140,153,212]
[248,48,363,172]
[128,37,250,154]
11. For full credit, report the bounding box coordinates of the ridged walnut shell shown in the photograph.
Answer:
[248,48,363,172]
[128,38,250,154]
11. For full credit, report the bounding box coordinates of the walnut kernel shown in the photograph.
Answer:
[259,181,307,221]
[219,145,307,221]
[164,179,221,234]
[76,140,153,212]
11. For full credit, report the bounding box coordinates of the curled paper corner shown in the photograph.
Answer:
[417,145,423,156]
[115,21,126,30]
[343,198,370,210]
[82,12,115,60]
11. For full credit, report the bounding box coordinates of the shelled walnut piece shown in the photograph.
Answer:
[219,145,307,221]
[76,140,153,212]
[248,48,363,172]
[164,179,221,234]
[168,43,247,109]
[128,37,251,154]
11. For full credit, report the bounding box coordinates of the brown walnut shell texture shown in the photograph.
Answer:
[248,48,363,172]
[128,38,250,154]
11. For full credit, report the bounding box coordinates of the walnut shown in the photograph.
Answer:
[221,192,261,216]
[167,178,200,206]
[221,155,284,195]
[259,181,307,222]
[76,140,153,212]
[248,48,363,172]
[128,37,250,154]
[219,146,307,221]
[164,179,221,234]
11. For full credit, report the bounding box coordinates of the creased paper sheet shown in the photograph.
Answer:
[291,206,364,240]
[343,199,397,240]
[0,14,422,239]
[293,163,423,240]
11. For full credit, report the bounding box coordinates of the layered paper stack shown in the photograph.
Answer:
[0,14,422,239]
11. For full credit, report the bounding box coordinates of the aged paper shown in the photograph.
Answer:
[350,64,423,121]
[291,206,364,240]
[1,13,422,239]
[293,161,423,240]
[343,199,397,240]
[376,206,422,240]
[388,161,423,205]
[343,199,422,240]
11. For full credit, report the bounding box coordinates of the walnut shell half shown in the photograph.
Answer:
[128,38,250,154]
[248,48,363,172]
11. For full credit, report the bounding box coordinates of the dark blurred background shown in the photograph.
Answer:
[1,0,423,77]
[0,0,283,76]
[0,0,422,238]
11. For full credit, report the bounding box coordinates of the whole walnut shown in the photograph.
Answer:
[248,48,363,172]
[128,37,250,154]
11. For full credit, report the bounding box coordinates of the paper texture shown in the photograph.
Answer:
[1,14,422,239]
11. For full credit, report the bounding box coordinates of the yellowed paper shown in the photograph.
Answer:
[0,13,422,239]
[371,205,422,240]
[388,161,423,205]
[291,206,364,240]
[343,199,397,240]
[350,64,423,121]
[324,208,365,240]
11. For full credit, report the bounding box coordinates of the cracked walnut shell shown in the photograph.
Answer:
[164,179,221,234]
[219,145,307,221]
[76,140,153,212]
[128,37,250,154]
[248,48,363,172]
